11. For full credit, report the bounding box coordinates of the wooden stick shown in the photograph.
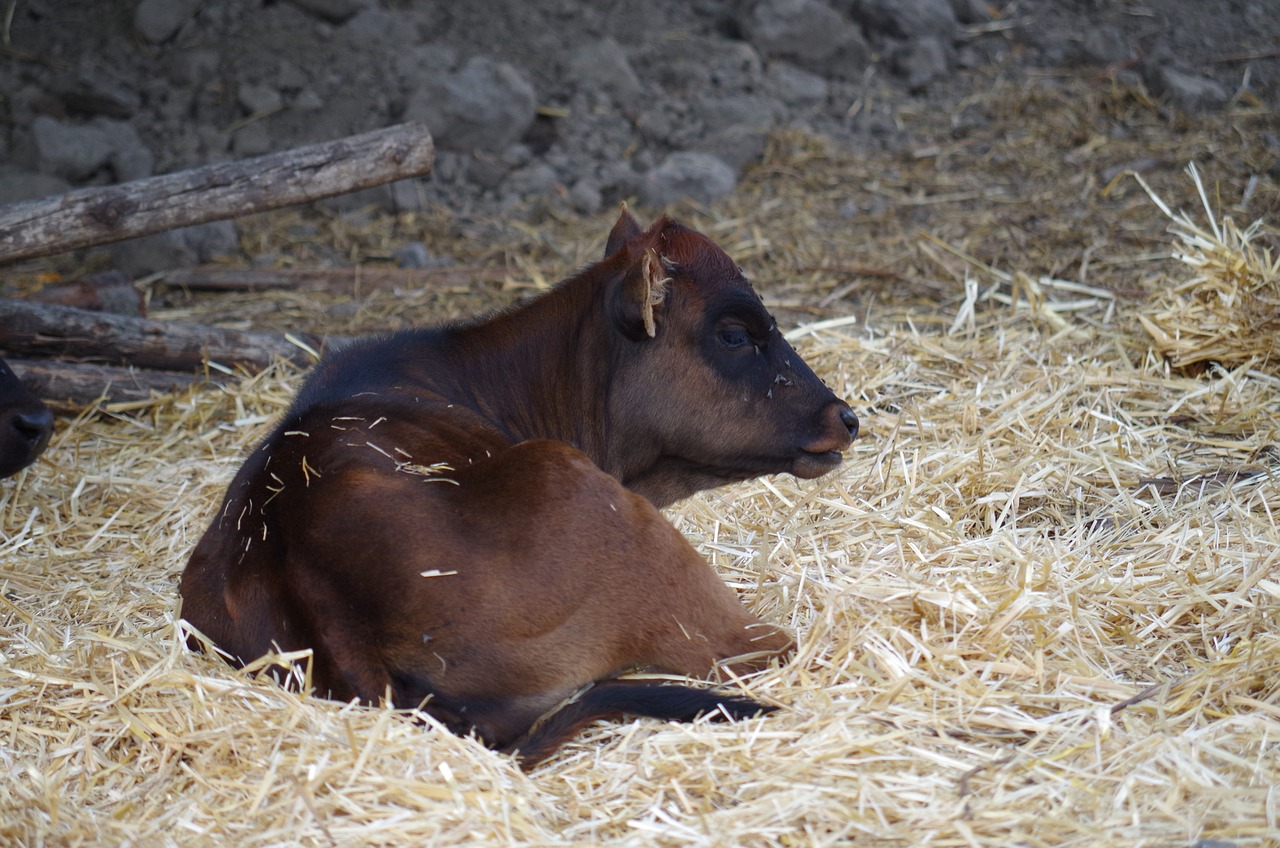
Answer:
[0,298,334,372]
[160,264,502,293]
[0,122,434,265]
[27,270,146,316]
[6,357,204,411]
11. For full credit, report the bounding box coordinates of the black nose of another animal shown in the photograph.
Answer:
[13,407,55,450]
[839,407,859,440]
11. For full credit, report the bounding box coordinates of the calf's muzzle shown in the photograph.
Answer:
[791,400,858,479]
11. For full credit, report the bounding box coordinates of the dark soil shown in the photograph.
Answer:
[1,0,1278,299]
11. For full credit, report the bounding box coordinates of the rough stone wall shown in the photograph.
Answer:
[1,0,1273,272]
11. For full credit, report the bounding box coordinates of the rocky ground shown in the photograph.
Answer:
[1,0,1277,276]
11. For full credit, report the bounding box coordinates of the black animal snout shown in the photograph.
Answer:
[12,407,54,448]
[838,406,858,441]
[0,403,54,478]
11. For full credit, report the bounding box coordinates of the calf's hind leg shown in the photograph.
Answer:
[505,678,780,768]
[418,439,795,763]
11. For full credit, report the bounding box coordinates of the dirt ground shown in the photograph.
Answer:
[3,0,1278,245]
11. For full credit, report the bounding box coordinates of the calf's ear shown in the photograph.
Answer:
[604,204,644,258]
[611,246,670,341]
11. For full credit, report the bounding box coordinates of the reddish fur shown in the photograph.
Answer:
[181,210,856,767]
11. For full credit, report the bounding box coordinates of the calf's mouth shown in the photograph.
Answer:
[790,404,858,479]
[791,448,846,479]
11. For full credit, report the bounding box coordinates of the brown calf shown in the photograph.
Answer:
[181,209,857,767]
[0,357,54,479]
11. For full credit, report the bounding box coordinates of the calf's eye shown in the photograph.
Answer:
[719,328,751,350]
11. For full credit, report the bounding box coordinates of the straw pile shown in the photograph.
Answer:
[1137,165,1280,372]
[3,74,1279,846]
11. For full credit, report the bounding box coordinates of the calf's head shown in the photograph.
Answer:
[0,357,54,479]
[601,209,857,505]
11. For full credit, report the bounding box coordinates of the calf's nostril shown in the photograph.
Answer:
[839,407,859,440]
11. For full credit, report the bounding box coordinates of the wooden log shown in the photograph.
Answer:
[160,264,502,293]
[27,270,146,316]
[7,357,204,411]
[0,122,434,265]
[0,298,332,372]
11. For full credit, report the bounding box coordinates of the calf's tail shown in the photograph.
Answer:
[505,679,777,769]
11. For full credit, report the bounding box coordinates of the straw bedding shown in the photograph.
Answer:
[3,76,1279,846]
[1136,165,1280,372]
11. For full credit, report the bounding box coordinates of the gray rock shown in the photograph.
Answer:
[431,151,468,185]
[134,0,203,43]
[198,126,232,157]
[501,143,534,170]
[745,0,870,80]
[291,89,325,112]
[232,122,274,157]
[643,38,763,95]
[566,38,642,103]
[468,152,514,191]
[6,88,60,155]
[393,241,431,268]
[394,239,453,267]
[767,62,830,107]
[843,0,958,40]
[167,49,220,87]
[635,102,704,149]
[1075,27,1130,66]
[238,83,284,116]
[706,41,766,87]
[98,119,155,182]
[505,162,561,198]
[890,36,952,89]
[462,146,535,193]
[394,44,460,84]
[1149,66,1230,113]
[278,62,310,92]
[947,0,990,24]
[695,125,770,172]
[155,86,195,122]
[165,126,200,163]
[51,68,141,119]
[184,220,240,263]
[597,160,641,200]
[697,93,787,134]
[404,56,537,153]
[287,0,369,24]
[31,115,115,181]
[692,92,784,170]
[317,183,393,214]
[344,6,400,42]
[568,178,603,214]
[640,152,736,207]
[388,180,429,212]
[109,222,238,276]
[108,145,153,183]
[0,166,71,205]
[109,231,195,276]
